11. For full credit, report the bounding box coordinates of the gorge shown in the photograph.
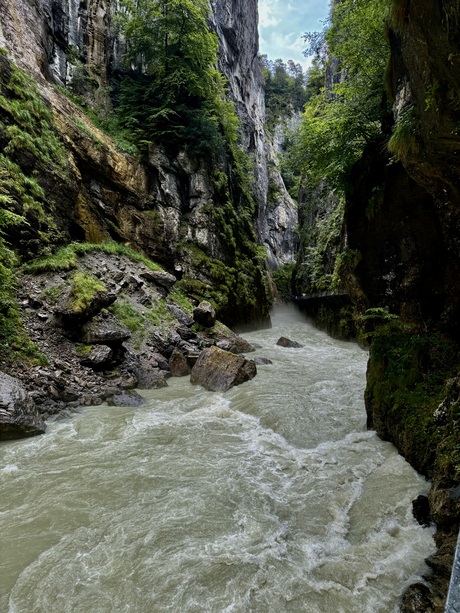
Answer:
[0,0,460,611]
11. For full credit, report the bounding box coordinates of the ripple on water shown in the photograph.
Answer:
[0,309,435,613]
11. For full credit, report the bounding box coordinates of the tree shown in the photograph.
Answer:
[116,0,228,155]
[293,0,391,190]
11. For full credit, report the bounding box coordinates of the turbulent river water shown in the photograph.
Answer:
[0,307,435,613]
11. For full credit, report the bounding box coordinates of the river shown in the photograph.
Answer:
[0,307,435,612]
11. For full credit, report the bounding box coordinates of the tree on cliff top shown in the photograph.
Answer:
[116,0,232,157]
[292,0,391,190]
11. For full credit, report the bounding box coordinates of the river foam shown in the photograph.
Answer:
[0,308,434,612]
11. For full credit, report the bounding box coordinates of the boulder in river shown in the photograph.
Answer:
[107,391,146,407]
[254,357,273,365]
[0,372,46,439]
[190,346,257,392]
[276,336,304,348]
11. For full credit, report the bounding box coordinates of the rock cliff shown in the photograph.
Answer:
[0,0,297,270]
[339,2,460,609]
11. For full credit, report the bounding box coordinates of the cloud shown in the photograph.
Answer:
[258,0,329,68]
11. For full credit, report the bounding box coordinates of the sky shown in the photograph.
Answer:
[258,0,330,70]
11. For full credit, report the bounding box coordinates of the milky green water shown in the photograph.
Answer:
[0,307,434,613]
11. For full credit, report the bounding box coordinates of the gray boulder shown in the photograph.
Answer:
[81,312,131,345]
[166,303,194,327]
[200,321,255,354]
[193,300,216,328]
[107,391,146,407]
[141,270,177,290]
[190,346,257,392]
[276,336,304,348]
[254,357,273,365]
[0,372,46,439]
[80,345,114,370]
[56,290,117,330]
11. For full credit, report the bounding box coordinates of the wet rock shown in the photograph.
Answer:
[412,495,431,527]
[400,583,434,613]
[254,357,273,365]
[141,270,177,290]
[80,313,131,345]
[130,358,168,389]
[166,304,194,327]
[169,349,191,377]
[276,336,304,348]
[200,321,255,354]
[0,372,46,440]
[107,391,146,407]
[193,300,216,328]
[175,325,197,342]
[80,345,114,370]
[190,346,257,392]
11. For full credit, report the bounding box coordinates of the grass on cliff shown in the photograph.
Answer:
[67,273,107,313]
[22,241,164,274]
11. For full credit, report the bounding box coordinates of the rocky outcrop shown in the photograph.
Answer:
[190,345,256,392]
[209,0,298,267]
[0,372,46,439]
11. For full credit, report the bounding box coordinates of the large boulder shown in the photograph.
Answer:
[56,290,117,330]
[193,301,216,328]
[190,346,257,392]
[80,345,114,370]
[200,321,255,354]
[0,372,46,439]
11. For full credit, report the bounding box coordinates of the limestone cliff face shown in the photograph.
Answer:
[0,0,297,269]
[210,0,298,266]
[0,0,295,325]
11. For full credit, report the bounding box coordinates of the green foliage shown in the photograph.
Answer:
[260,57,308,131]
[387,104,420,161]
[110,300,146,335]
[54,84,140,157]
[169,288,194,314]
[296,196,345,293]
[67,273,106,313]
[295,0,391,191]
[23,241,164,274]
[115,0,229,157]
[272,263,295,302]
[178,242,269,325]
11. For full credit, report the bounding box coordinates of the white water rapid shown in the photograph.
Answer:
[0,307,435,613]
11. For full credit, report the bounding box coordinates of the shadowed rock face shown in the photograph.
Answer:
[0,372,46,440]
